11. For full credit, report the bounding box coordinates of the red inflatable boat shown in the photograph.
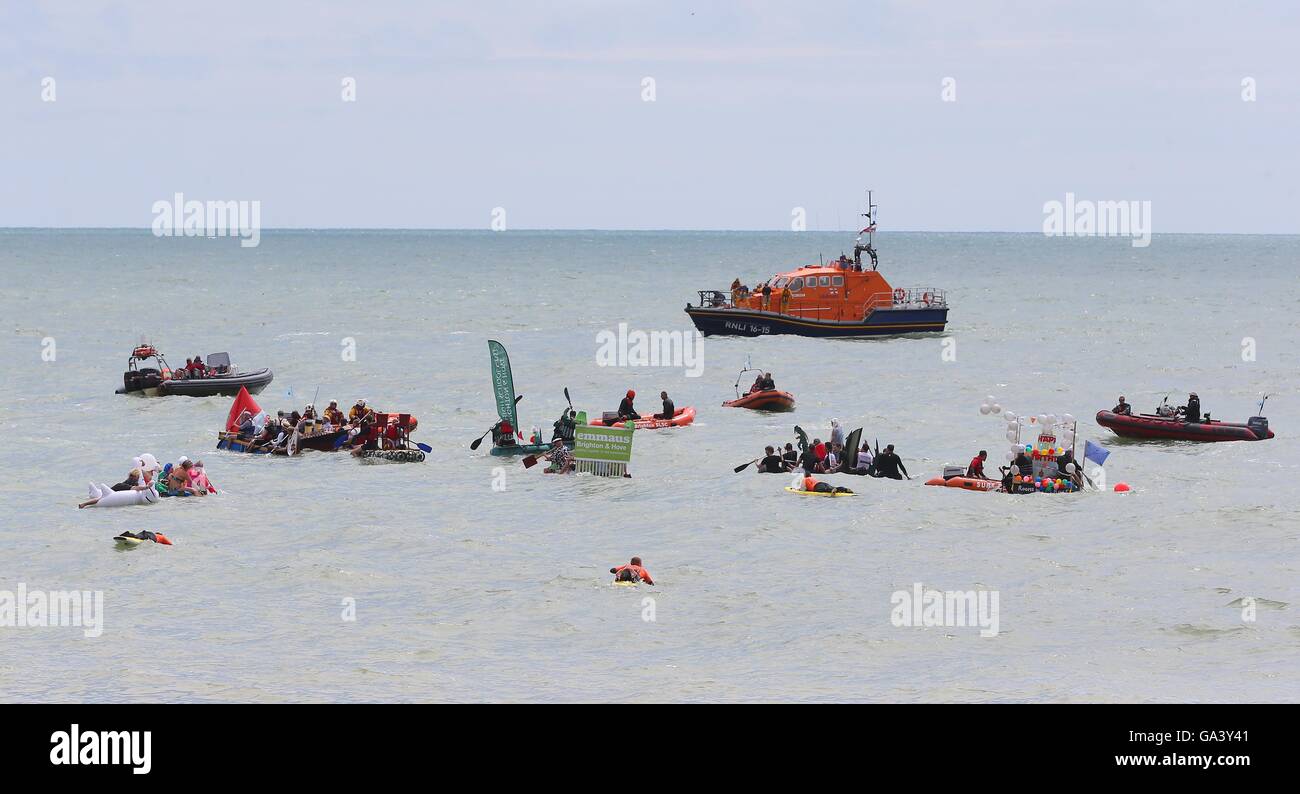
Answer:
[722,390,796,412]
[1096,411,1273,442]
[589,406,696,430]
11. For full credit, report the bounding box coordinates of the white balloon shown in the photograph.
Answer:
[1004,412,1017,422]
[991,404,1002,414]
[979,404,991,415]
[1005,451,1015,462]
[1037,414,1048,426]
[1005,430,1017,442]
[986,395,996,404]
[1063,413,1075,424]
[1046,414,1057,425]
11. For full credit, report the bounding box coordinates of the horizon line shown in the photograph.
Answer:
[1,227,1297,236]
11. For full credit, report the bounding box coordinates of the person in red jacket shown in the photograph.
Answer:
[610,556,654,585]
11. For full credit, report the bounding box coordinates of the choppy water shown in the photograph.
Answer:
[1,230,1297,702]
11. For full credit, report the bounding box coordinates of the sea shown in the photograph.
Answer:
[1,229,1296,702]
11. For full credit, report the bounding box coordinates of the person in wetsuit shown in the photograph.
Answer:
[758,446,786,473]
[966,450,989,479]
[1113,396,1132,415]
[872,444,909,480]
[611,556,655,585]
[799,443,821,474]
[1183,392,1202,423]
[782,443,798,467]
[617,390,640,421]
[656,391,675,420]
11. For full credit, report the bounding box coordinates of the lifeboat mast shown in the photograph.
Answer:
[853,190,879,271]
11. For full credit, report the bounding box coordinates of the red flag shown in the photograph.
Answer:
[226,386,262,432]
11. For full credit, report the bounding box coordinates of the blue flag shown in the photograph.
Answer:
[1084,440,1110,466]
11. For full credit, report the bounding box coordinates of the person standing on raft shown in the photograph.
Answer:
[617,390,640,421]
[656,391,675,420]
[1182,393,1202,423]
[611,557,655,585]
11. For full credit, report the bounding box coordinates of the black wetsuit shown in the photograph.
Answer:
[783,449,798,467]
[873,451,908,480]
[656,398,675,420]
[617,397,640,420]
[552,411,577,445]
[799,448,820,474]
[1185,396,1201,423]
[759,454,785,473]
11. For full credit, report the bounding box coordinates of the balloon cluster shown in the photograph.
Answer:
[978,395,1002,416]
[994,405,1077,463]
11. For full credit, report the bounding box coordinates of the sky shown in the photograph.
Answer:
[1,1,1297,231]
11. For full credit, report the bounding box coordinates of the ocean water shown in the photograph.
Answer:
[1,229,1297,703]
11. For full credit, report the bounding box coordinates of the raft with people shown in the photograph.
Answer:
[590,406,696,430]
[722,365,795,411]
[218,388,423,458]
[115,345,273,397]
[1095,393,1273,442]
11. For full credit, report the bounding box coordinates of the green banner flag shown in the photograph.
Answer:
[487,340,518,428]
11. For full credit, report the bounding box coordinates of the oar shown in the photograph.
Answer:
[470,394,524,450]
[733,457,762,473]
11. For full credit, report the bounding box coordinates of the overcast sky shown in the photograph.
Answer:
[2,1,1297,231]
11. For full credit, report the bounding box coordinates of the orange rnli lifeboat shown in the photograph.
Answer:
[684,195,949,338]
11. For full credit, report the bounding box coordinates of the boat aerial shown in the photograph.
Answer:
[116,345,273,397]
[684,192,949,338]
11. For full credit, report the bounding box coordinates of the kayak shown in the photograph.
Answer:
[490,442,551,456]
[612,580,639,587]
[589,406,696,430]
[784,487,856,497]
[1096,411,1274,442]
[722,390,796,412]
[924,476,1000,492]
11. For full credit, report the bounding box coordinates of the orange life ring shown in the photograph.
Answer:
[922,292,933,306]
[892,288,906,303]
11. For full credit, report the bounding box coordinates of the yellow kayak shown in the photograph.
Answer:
[612,580,639,587]
[784,487,857,497]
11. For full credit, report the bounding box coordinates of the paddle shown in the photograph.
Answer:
[564,387,573,411]
[734,457,762,473]
[470,394,524,450]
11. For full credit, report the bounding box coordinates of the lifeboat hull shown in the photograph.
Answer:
[685,305,947,338]
[588,406,696,430]
[1096,411,1274,442]
[722,390,796,412]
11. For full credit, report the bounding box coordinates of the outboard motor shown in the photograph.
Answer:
[1247,416,1270,439]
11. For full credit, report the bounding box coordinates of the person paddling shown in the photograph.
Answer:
[611,556,655,585]
[757,446,786,473]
